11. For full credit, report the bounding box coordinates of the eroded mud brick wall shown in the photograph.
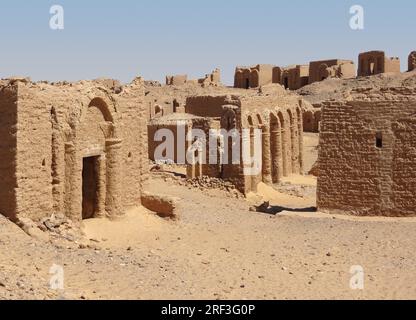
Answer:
[115,79,148,209]
[358,51,401,76]
[317,88,416,216]
[15,82,55,221]
[0,83,18,220]
[309,60,356,84]
[186,95,239,117]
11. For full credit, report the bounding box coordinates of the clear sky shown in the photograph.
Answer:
[0,0,414,85]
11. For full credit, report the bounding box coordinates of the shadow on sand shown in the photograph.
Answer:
[251,202,317,216]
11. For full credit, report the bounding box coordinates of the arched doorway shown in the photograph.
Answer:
[64,97,122,221]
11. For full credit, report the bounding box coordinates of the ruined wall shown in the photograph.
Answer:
[0,83,18,220]
[358,51,401,77]
[317,87,416,216]
[186,95,240,118]
[15,82,55,221]
[303,108,321,133]
[148,114,202,163]
[281,65,309,90]
[309,60,356,84]
[391,116,416,214]
[408,51,416,72]
[234,65,275,89]
[272,67,282,84]
[166,75,188,86]
[198,69,221,87]
[115,78,148,209]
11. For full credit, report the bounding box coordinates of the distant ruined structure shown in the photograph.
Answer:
[0,78,148,222]
[408,51,416,72]
[234,60,354,90]
[317,87,416,216]
[149,85,305,195]
[166,74,188,86]
[281,65,309,90]
[358,51,401,77]
[166,69,221,87]
[234,65,275,89]
[308,59,356,84]
[233,51,409,91]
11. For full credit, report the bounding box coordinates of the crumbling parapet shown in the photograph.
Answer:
[309,59,356,84]
[166,74,188,86]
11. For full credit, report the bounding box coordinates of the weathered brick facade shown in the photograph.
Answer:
[0,78,148,222]
[317,87,416,216]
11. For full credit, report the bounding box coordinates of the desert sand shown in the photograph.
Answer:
[1,133,415,300]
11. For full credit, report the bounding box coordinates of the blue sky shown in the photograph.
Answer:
[0,0,414,85]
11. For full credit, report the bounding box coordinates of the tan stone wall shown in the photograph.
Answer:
[317,87,416,216]
[391,117,416,214]
[116,79,148,210]
[0,84,18,220]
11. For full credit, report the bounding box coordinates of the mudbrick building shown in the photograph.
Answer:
[166,69,221,87]
[317,87,416,216]
[281,65,309,90]
[0,77,148,222]
[234,65,275,89]
[308,59,356,84]
[150,85,306,194]
[358,51,401,77]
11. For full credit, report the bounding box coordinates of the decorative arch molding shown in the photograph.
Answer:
[63,93,123,221]
[89,97,114,123]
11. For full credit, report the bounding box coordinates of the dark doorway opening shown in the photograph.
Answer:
[284,77,289,89]
[376,132,383,149]
[82,156,100,219]
[245,78,250,89]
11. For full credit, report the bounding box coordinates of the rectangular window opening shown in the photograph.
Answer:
[376,132,383,149]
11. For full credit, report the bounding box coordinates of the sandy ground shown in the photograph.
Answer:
[1,133,416,300]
